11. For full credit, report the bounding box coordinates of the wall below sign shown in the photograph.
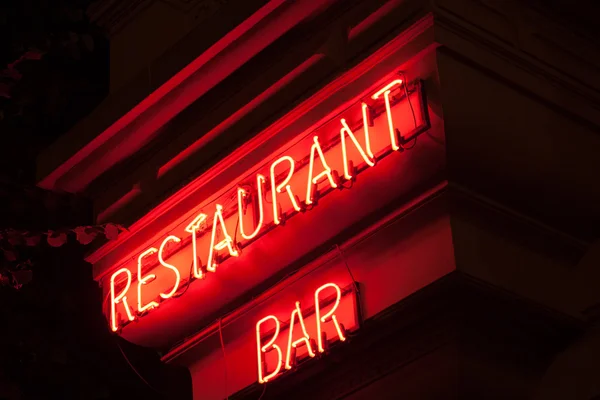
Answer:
[169,196,455,399]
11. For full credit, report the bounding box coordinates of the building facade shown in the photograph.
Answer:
[37,1,600,398]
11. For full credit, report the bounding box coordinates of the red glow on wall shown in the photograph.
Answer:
[256,282,358,384]
[106,77,429,333]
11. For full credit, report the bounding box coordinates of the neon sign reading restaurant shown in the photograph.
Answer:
[108,76,427,333]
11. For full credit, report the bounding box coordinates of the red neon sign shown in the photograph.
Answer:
[107,77,427,332]
[256,282,357,383]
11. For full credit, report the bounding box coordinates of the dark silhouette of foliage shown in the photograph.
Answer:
[0,0,109,183]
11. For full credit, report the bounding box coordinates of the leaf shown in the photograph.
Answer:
[3,248,17,261]
[23,49,43,60]
[0,82,11,98]
[74,226,97,245]
[6,230,23,246]
[12,270,32,285]
[81,34,94,52]
[1,67,22,80]
[25,234,41,246]
[16,259,33,269]
[104,224,120,240]
[47,232,67,247]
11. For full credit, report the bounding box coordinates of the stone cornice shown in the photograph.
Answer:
[87,0,153,36]
[38,0,289,193]
[87,0,233,36]
[432,0,600,109]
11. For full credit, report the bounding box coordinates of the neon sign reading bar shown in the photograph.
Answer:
[256,282,357,383]
[109,77,428,332]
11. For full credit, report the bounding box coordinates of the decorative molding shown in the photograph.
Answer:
[159,0,199,12]
[161,0,228,14]
[188,0,231,26]
[87,0,233,35]
[84,12,436,278]
[38,0,288,194]
[433,0,600,106]
[87,0,154,36]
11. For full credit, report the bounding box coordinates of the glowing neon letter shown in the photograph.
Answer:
[237,174,266,240]
[256,315,283,383]
[340,117,375,180]
[361,103,375,160]
[137,248,159,313]
[315,282,346,353]
[305,136,338,205]
[110,268,135,332]
[185,213,208,279]
[285,301,315,369]
[270,156,301,225]
[158,235,181,299]
[371,79,403,151]
[207,204,239,272]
